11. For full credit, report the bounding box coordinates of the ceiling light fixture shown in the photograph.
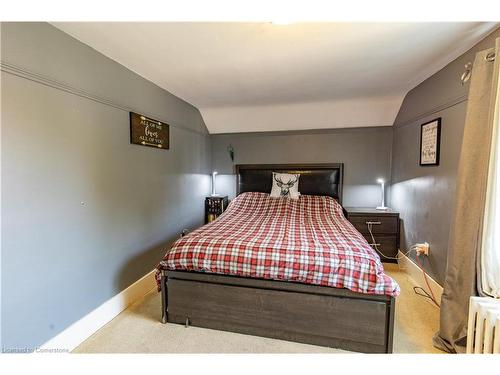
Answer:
[270,18,296,25]
[271,21,293,25]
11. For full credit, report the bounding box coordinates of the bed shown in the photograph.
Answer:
[156,163,399,353]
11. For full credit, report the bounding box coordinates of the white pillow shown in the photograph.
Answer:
[270,172,300,199]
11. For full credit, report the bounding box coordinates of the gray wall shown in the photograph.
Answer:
[391,27,500,285]
[211,127,393,207]
[1,23,211,350]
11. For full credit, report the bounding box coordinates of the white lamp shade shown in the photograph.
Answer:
[376,179,388,210]
[211,172,218,196]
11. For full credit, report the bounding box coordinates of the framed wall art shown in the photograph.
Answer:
[130,112,169,150]
[420,118,441,166]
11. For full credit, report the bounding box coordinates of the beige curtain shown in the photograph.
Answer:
[433,39,500,353]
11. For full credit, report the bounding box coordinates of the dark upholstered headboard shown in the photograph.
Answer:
[235,163,344,204]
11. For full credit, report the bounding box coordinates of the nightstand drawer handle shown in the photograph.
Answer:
[369,243,381,247]
[366,221,381,225]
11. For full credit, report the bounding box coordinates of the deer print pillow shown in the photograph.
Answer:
[270,172,300,199]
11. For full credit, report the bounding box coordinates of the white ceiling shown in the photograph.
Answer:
[53,22,498,133]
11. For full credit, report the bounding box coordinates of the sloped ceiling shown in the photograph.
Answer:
[53,22,498,133]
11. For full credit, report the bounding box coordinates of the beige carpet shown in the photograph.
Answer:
[74,264,445,353]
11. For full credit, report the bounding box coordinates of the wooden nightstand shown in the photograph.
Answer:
[344,207,400,263]
[205,196,229,224]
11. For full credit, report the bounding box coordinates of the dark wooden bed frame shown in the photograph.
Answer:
[160,163,396,353]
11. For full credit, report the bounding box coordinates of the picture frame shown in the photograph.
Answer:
[130,112,169,150]
[419,118,441,166]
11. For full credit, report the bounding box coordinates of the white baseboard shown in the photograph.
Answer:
[398,251,443,306]
[38,269,157,352]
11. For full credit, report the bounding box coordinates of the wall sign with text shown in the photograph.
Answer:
[130,112,169,150]
[419,118,441,166]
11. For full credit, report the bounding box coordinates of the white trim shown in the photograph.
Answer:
[398,251,443,307]
[0,61,205,136]
[38,269,157,352]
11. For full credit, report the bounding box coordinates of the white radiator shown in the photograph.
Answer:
[467,296,500,353]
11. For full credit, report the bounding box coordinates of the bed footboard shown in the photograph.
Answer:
[161,270,395,353]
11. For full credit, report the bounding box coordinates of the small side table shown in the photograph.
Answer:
[205,196,229,224]
[344,207,400,263]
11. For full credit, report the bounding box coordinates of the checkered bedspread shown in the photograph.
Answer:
[155,192,399,297]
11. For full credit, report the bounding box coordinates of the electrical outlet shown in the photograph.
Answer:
[416,242,430,256]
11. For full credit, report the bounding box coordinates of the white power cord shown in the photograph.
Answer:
[366,221,413,263]
[366,222,439,306]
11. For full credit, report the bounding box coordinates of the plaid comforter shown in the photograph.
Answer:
[156,192,400,297]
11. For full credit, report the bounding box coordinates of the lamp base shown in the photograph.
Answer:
[376,206,389,211]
